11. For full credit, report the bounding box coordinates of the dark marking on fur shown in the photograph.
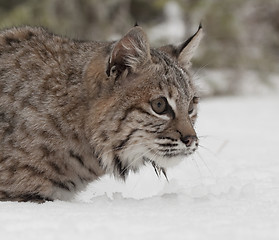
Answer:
[40,144,52,157]
[115,129,138,150]
[0,112,14,135]
[0,190,52,203]
[163,153,178,158]
[0,67,7,76]
[158,136,177,142]
[69,150,85,167]
[69,181,76,188]
[88,168,97,177]
[5,36,20,46]
[116,107,151,133]
[49,179,70,191]
[22,164,45,176]
[143,122,153,127]
[40,130,56,139]
[160,148,178,153]
[26,31,35,40]
[168,88,173,99]
[146,129,162,134]
[8,164,17,174]
[6,140,29,156]
[113,155,128,179]
[100,131,109,142]
[0,112,6,121]
[72,132,79,141]
[4,124,14,136]
[0,190,10,199]
[97,157,103,167]
[48,114,63,133]
[152,123,165,128]
[0,156,10,164]
[14,194,52,203]
[91,146,103,170]
[48,161,63,175]
[21,96,38,111]
[158,143,178,148]
[67,72,78,85]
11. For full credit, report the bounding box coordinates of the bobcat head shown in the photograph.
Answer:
[85,25,203,179]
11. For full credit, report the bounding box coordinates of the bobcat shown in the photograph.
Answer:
[0,24,203,202]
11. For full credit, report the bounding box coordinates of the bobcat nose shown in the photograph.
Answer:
[181,135,198,147]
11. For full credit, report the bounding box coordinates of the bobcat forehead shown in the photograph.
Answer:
[0,24,203,202]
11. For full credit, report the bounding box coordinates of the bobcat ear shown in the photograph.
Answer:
[106,26,151,78]
[159,24,203,68]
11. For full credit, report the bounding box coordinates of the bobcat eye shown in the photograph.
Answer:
[151,97,168,115]
[188,101,194,114]
[193,96,199,104]
[188,97,199,115]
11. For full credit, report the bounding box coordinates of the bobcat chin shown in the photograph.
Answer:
[0,24,203,202]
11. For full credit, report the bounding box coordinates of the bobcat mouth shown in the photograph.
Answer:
[143,157,168,181]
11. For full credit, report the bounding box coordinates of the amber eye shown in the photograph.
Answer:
[188,97,199,114]
[151,97,168,115]
[188,100,194,114]
[193,96,199,104]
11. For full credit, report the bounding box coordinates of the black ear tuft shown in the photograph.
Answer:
[158,24,203,68]
[134,21,139,27]
[106,59,111,77]
[177,24,203,67]
[177,24,203,55]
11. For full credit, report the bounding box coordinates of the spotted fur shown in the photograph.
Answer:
[0,25,203,202]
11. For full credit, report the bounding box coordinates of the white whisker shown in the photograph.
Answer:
[198,135,228,142]
[195,151,216,178]
[148,150,161,177]
[191,155,202,178]
[192,62,211,79]
[199,144,219,158]
[216,140,229,154]
[197,135,211,139]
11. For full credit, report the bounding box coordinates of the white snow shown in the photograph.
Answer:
[196,69,279,97]
[1,94,279,240]
[148,1,186,44]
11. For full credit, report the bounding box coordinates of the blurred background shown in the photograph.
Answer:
[0,0,278,96]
